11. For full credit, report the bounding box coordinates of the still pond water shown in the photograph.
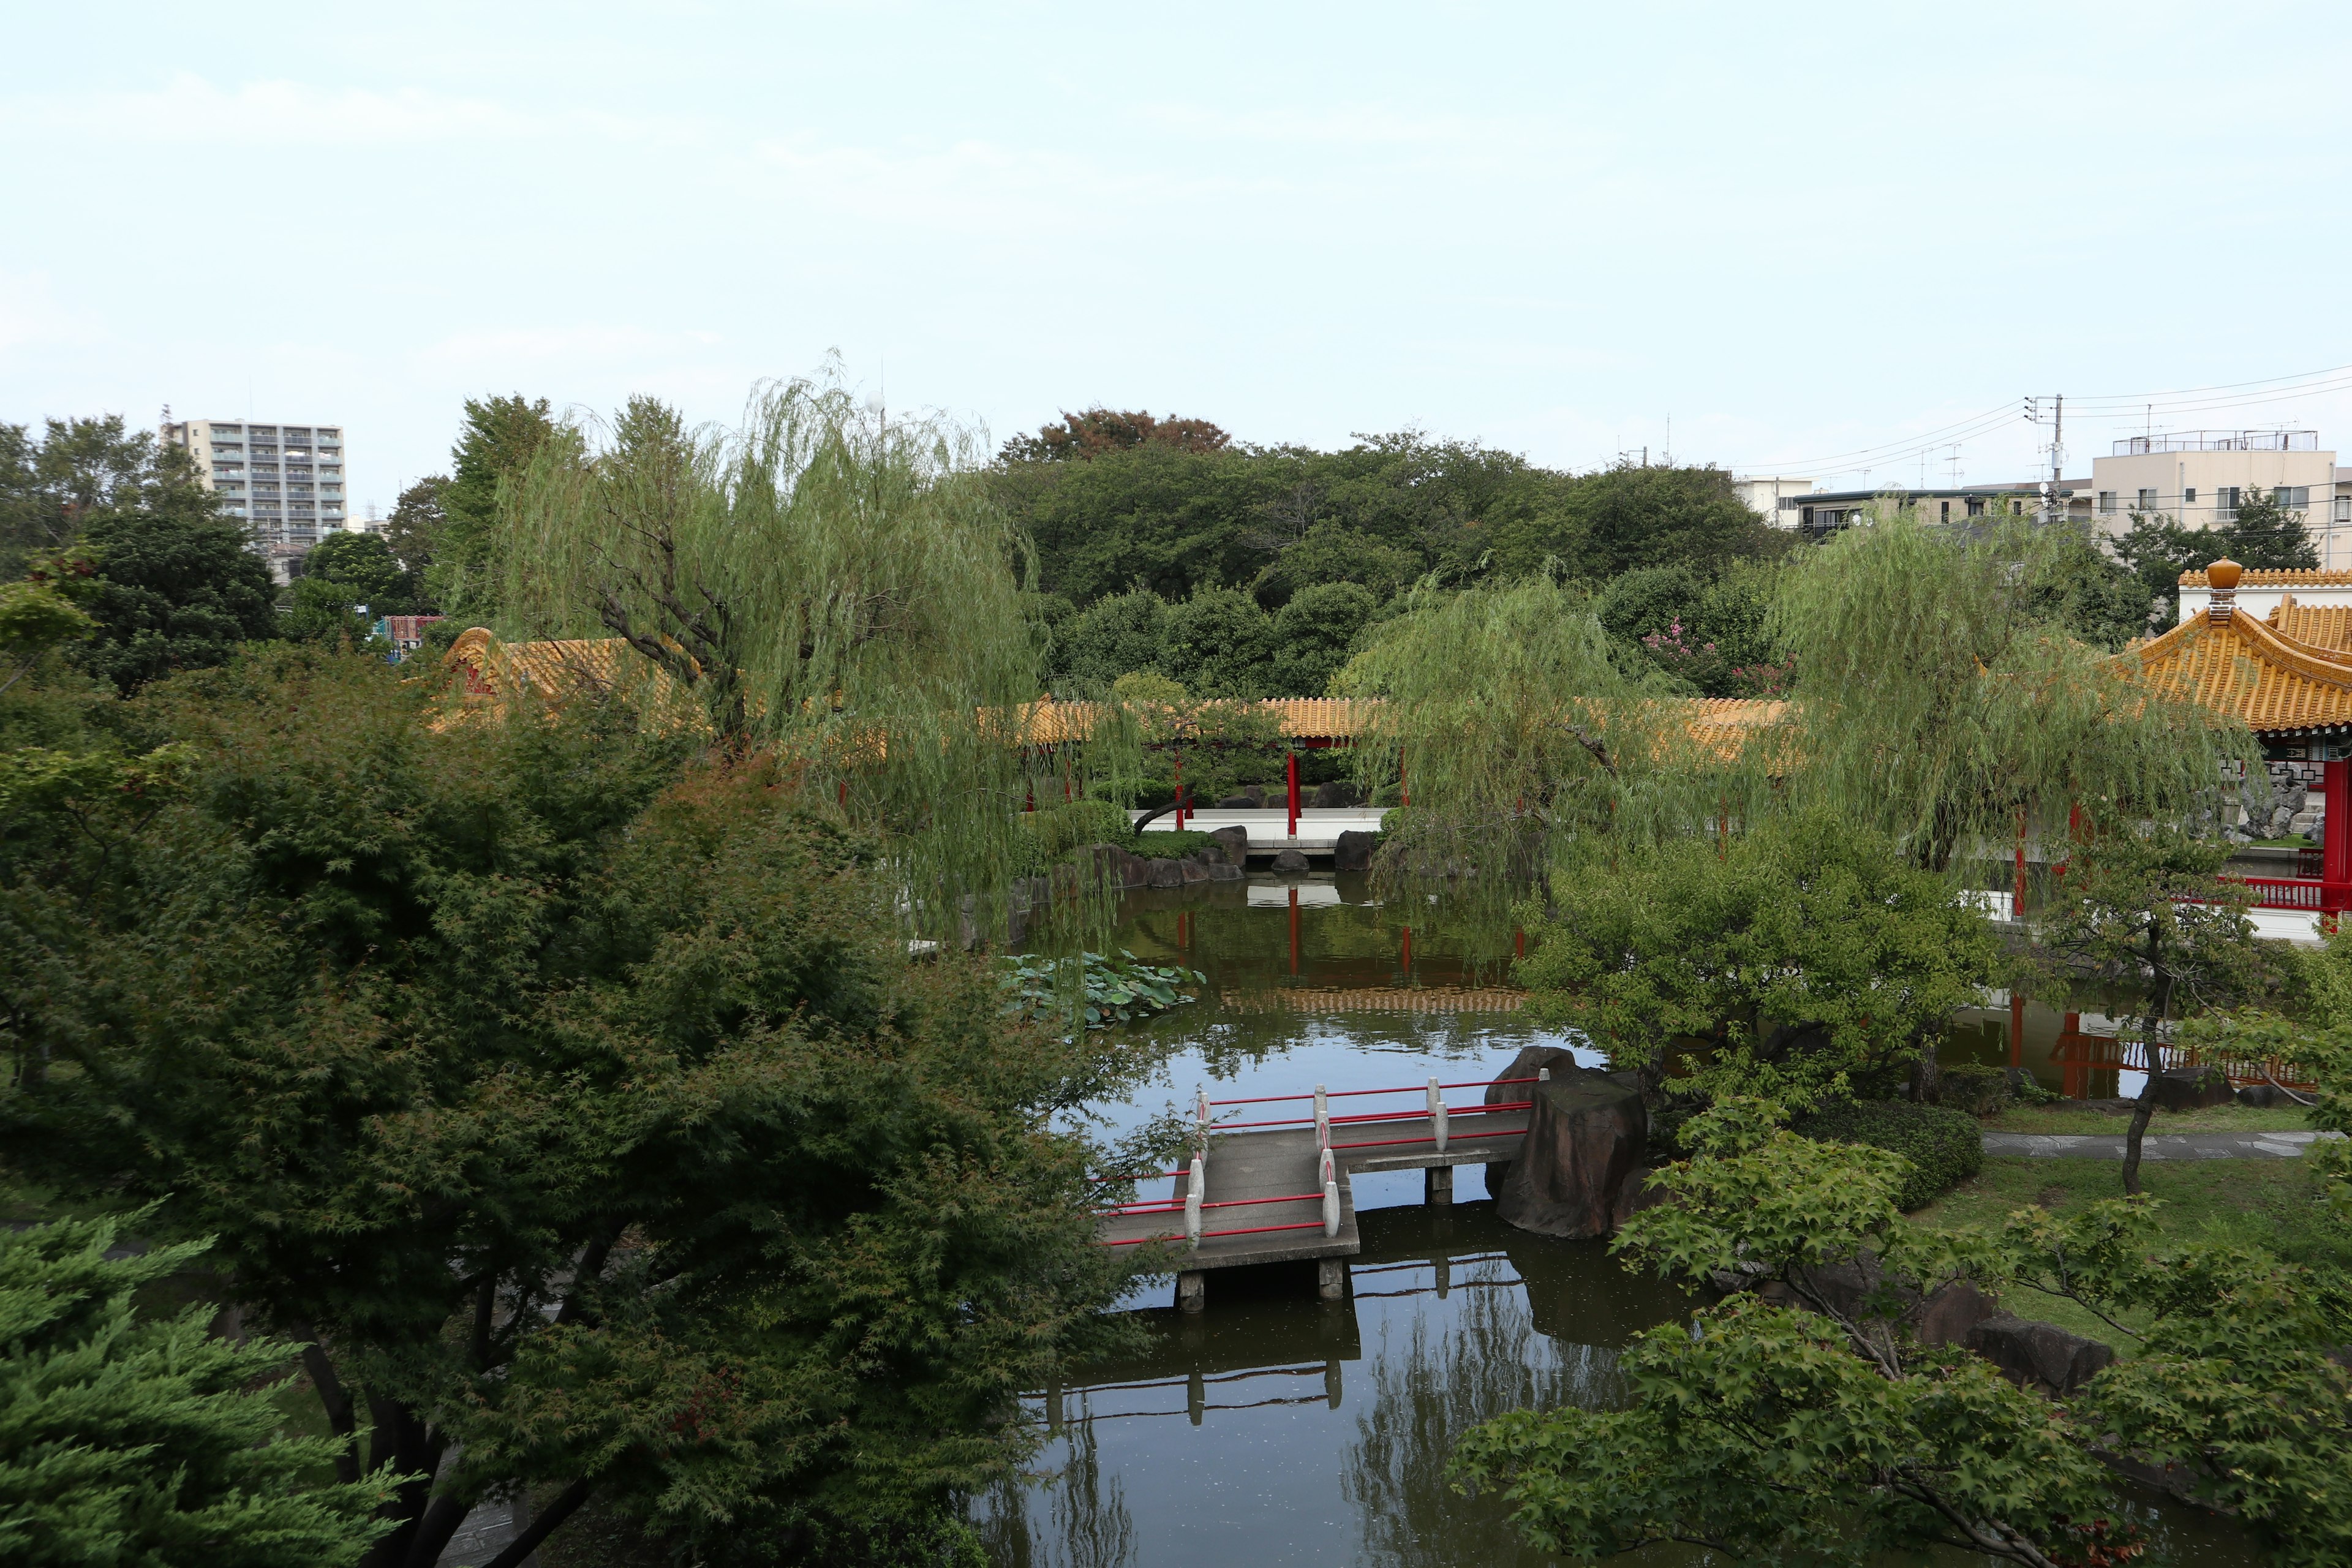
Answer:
[976,874,2261,1568]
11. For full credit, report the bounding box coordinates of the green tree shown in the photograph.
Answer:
[431,394,559,617]
[2114,510,2209,630]
[1452,1100,2125,1566]
[998,407,1231,463]
[1163,586,1276,698]
[2223,485,2320,571]
[1516,813,1999,1102]
[1249,522,1422,609]
[297,530,423,615]
[2027,824,2282,1193]
[1488,461,1785,581]
[381,477,447,585]
[1270,580,1379,695]
[1773,510,2245,872]
[72,505,277,695]
[1052,589,1170,692]
[0,649,1139,1568]
[1,417,219,579]
[1,1213,395,1567]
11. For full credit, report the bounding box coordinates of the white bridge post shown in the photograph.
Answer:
[1314,1085,1329,1150]
[1184,1155,1204,1248]
[1322,1177,1340,1238]
[1427,1076,1447,1153]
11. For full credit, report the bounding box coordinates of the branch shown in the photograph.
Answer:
[295,1325,361,1487]
[470,1271,497,1371]
[1564,724,1619,778]
[480,1474,601,1568]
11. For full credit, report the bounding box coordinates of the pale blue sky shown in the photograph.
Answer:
[6,2,2351,515]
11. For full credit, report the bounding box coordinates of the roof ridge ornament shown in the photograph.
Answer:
[2206,557,2242,622]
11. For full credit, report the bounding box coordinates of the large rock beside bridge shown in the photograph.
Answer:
[1485,1051,1649,1240]
[1333,830,1378,873]
[1208,826,1250,865]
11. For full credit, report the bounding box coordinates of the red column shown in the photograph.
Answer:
[2010,992,2025,1069]
[2060,1009,2082,1099]
[2325,758,2351,913]
[1400,925,1413,971]
[1286,752,1300,839]
[1288,887,1300,974]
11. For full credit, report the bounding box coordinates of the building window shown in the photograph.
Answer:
[2278,486,2310,508]
[1966,497,1986,516]
[2010,500,2022,514]
[2137,488,2159,511]
[2335,497,2351,524]
[2098,490,2117,513]
[2217,486,2242,519]
[2184,487,2197,503]
[1800,506,1814,527]
[1940,500,1950,520]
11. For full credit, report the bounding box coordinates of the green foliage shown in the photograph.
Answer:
[1485,460,1787,581]
[0,417,217,579]
[1518,813,1999,1096]
[1054,590,1171,692]
[2116,497,2318,632]
[274,578,386,650]
[1773,510,2248,871]
[382,475,447,582]
[1455,1105,2122,1566]
[998,407,1231,464]
[0,649,1140,1563]
[2223,486,2320,571]
[1936,1061,2012,1117]
[73,506,278,694]
[1016,798,1132,864]
[1599,563,1788,696]
[431,393,559,617]
[2023,526,2159,650]
[1163,586,1275,698]
[998,949,1204,1031]
[1269,580,1379,695]
[0,578,96,699]
[1123,829,1219,860]
[500,374,1073,946]
[298,529,423,614]
[0,1213,395,1567]
[1250,522,1422,609]
[1790,1099,1983,1210]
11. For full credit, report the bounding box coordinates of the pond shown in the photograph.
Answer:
[979,875,2263,1567]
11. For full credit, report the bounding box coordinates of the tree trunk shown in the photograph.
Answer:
[360,1397,446,1568]
[2123,923,2171,1197]
[2121,1071,2157,1196]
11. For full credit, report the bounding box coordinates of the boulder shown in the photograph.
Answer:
[1208,825,1251,865]
[1086,843,1150,891]
[1333,830,1379,873]
[1178,856,1211,884]
[1610,1164,1670,1227]
[1271,847,1310,873]
[1915,1278,2000,1348]
[2237,1081,2291,1108]
[1493,1065,1648,1240]
[1146,858,1186,889]
[1206,859,1243,881]
[1215,792,1259,809]
[1966,1313,2115,1395]
[1756,1254,1998,1348]
[1311,780,1359,808]
[1483,1044,1585,1200]
[2153,1065,2233,1112]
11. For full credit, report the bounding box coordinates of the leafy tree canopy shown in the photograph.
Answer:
[0,647,1142,1568]
[72,504,277,695]
[431,394,559,617]
[296,530,424,616]
[998,407,1232,463]
[381,476,447,584]
[0,416,217,579]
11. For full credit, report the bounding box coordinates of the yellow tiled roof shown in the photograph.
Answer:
[2267,596,2352,654]
[2179,567,2352,587]
[2133,608,2352,736]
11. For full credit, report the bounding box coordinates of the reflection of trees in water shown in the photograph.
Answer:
[1342,1265,1623,1568]
[972,1395,1137,1568]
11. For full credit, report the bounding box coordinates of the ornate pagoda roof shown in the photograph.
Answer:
[2134,582,2352,739]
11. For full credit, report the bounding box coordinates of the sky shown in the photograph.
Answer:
[6,1,2352,516]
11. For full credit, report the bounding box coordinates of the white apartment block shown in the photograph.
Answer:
[161,418,349,573]
[2089,431,2352,568]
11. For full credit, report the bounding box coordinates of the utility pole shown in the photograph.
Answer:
[2048,393,2065,525]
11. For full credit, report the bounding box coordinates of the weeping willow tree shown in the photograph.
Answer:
[1332,578,1779,938]
[1771,507,2254,875]
[497,371,1128,942]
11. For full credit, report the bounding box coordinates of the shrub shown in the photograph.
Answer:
[1020,798,1131,862]
[1791,1098,1982,1210]
[1937,1062,2011,1118]
[1128,829,1221,861]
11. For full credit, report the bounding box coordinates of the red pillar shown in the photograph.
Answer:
[1286,751,1300,839]
[1173,750,1185,829]
[2061,1009,2082,1099]
[1400,925,1413,971]
[2325,758,2352,913]
[2013,809,2027,918]
[2009,992,2025,1069]
[1288,887,1300,974]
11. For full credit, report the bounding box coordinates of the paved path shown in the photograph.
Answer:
[1983,1129,2346,1160]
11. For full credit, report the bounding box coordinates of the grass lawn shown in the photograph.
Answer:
[1983,1102,2315,1135]
[1910,1155,2350,1351]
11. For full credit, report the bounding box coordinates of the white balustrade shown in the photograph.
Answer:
[1427,1076,1448,1153]
[1184,1155,1204,1248]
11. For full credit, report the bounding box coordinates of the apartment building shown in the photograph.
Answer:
[2088,431,2352,568]
[160,418,349,578]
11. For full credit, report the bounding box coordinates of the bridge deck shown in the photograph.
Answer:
[1094,1102,1532,1271]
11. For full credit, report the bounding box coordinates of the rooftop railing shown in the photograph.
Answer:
[2111,431,2319,456]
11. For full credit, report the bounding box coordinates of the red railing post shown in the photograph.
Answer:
[2323,756,2351,914]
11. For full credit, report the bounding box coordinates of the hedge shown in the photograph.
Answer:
[1126,830,1224,861]
[1792,1098,1983,1210]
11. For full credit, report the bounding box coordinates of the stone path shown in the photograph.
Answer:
[1982,1129,2346,1161]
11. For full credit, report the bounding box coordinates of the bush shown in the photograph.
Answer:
[1128,829,1221,861]
[1937,1062,2011,1118]
[1020,798,1132,862]
[1792,1099,1982,1210]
